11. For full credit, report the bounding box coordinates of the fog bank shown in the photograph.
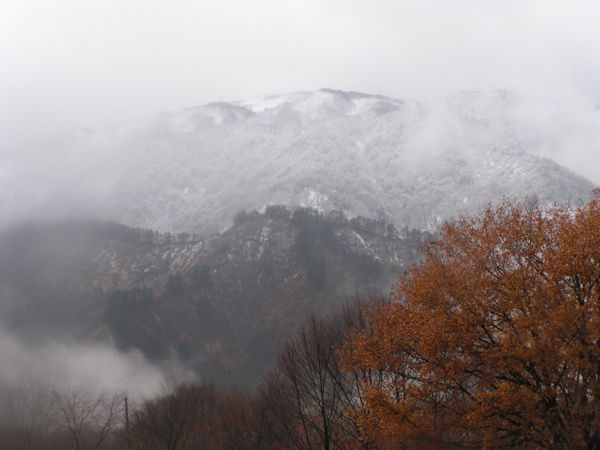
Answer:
[0,328,195,399]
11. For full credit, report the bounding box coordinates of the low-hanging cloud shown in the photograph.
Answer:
[0,328,194,399]
[2,0,600,183]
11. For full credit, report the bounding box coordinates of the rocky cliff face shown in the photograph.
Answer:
[0,207,428,385]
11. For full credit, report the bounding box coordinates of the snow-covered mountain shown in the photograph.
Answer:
[2,89,594,233]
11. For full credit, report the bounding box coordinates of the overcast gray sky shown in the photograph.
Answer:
[2,0,600,181]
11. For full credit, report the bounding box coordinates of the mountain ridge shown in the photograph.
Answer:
[0,207,428,385]
[1,89,594,234]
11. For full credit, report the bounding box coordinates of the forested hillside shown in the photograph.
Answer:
[0,207,428,386]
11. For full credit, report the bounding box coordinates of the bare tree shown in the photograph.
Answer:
[260,310,371,450]
[210,389,273,450]
[53,386,125,450]
[130,382,217,450]
[0,382,56,450]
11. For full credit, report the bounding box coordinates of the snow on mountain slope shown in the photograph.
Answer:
[1,89,594,233]
[0,210,428,384]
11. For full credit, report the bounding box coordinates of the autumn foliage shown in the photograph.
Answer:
[343,193,600,449]
[2,196,599,450]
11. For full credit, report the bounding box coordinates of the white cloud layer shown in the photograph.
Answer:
[1,0,599,180]
[0,329,193,398]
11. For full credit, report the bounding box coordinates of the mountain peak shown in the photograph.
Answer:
[1,89,594,234]
[232,88,403,118]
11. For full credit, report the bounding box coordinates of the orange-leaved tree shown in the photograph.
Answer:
[342,192,600,449]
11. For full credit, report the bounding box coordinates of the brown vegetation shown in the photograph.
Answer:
[1,195,598,449]
[343,193,600,449]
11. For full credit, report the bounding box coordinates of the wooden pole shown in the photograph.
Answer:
[124,395,130,450]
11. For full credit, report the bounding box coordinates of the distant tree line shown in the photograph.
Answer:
[4,219,203,246]
[235,205,419,241]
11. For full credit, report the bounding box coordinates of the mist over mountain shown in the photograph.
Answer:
[2,89,594,234]
[4,1,600,446]
[1,87,595,392]
[0,207,427,386]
